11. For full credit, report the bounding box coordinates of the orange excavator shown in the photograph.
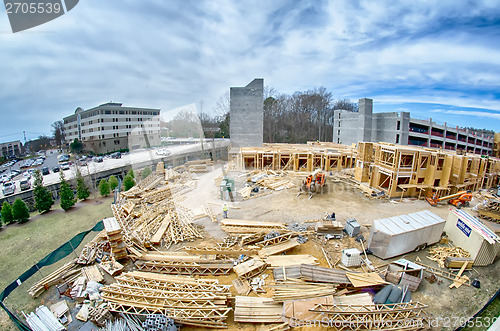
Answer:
[298,169,326,199]
[426,190,473,209]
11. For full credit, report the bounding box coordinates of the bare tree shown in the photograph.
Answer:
[52,120,65,147]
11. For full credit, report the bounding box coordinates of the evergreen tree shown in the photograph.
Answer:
[1,201,14,225]
[108,175,119,191]
[76,168,90,200]
[123,175,135,191]
[59,172,76,211]
[12,199,30,223]
[33,170,54,214]
[127,168,135,179]
[99,179,110,197]
[141,166,152,179]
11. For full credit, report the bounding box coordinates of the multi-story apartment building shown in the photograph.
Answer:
[63,103,161,154]
[333,98,494,155]
[0,140,22,158]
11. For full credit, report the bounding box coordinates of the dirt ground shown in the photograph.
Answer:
[181,166,500,330]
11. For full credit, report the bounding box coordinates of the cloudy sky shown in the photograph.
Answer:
[1,0,499,143]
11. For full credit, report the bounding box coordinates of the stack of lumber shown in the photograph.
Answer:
[220,219,287,234]
[187,164,209,173]
[265,255,318,267]
[233,258,268,279]
[345,272,388,288]
[427,246,471,268]
[273,264,350,284]
[238,186,253,199]
[81,265,104,283]
[272,280,338,302]
[134,253,234,276]
[258,238,301,258]
[444,256,474,269]
[99,259,124,276]
[315,220,343,235]
[28,260,81,298]
[101,271,231,328]
[103,217,127,260]
[476,192,500,223]
[165,168,180,181]
[77,232,107,265]
[234,296,283,323]
[256,176,295,191]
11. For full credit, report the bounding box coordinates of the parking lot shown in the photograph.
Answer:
[0,139,229,199]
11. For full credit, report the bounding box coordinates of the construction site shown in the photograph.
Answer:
[2,139,499,331]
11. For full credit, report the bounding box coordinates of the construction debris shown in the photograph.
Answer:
[28,259,81,298]
[427,246,471,268]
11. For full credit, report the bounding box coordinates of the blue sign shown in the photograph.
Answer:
[457,219,471,237]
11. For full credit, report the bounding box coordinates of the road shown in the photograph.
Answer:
[0,139,229,199]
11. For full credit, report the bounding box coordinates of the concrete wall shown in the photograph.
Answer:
[334,110,363,146]
[372,111,410,145]
[230,78,264,147]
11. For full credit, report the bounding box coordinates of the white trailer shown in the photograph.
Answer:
[367,210,445,259]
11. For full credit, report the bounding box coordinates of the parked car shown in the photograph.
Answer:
[52,166,60,173]
[41,167,50,175]
[111,152,122,159]
[94,156,104,163]
[2,181,15,195]
[20,179,31,191]
[60,162,71,170]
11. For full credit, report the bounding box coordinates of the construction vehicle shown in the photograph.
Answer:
[426,190,473,209]
[298,169,326,199]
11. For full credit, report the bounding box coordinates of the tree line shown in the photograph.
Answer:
[198,87,358,143]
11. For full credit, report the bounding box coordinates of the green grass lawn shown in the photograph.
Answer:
[0,197,113,330]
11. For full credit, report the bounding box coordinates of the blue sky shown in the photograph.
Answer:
[0,0,499,143]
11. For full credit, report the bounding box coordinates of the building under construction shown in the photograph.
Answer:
[231,142,357,173]
[231,142,500,199]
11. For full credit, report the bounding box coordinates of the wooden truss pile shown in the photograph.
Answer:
[220,219,287,234]
[101,271,232,328]
[309,301,428,330]
[273,264,351,285]
[134,253,234,276]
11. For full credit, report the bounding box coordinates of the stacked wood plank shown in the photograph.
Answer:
[234,296,283,323]
[427,246,471,268]
[28,260,81,298]
[101,271,231,328]
[273,264,350,284]
[256,176,295,191]
[103,217,127,260]
[220,219,287,234]
[444,256,474,269]
[272,280,338,302]
[233,258,268,279]
[265,255,318,267]
[258,238,301,258]
[315,220,344,236]
[345,272,388,288]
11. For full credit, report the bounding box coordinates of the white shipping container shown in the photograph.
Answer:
[444,209,500,266]
[367,210,445,259]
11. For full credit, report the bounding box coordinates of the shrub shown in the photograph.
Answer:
[12,199,30,223]
[99,179,110,197]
